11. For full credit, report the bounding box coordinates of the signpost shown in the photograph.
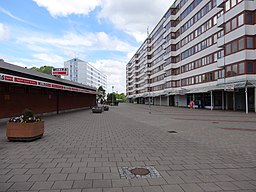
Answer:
[52,68,68,76]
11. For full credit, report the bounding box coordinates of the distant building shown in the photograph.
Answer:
[64,58,107,90]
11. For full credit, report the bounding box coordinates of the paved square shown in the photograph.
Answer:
[0,104,256,191]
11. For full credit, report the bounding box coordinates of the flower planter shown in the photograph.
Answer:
[6,121,44,141]
[103,106,109,111]
[92,107,103,113]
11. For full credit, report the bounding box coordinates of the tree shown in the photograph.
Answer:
[30,66,53,75]
[97,86,106,99]
[107,93,116,103]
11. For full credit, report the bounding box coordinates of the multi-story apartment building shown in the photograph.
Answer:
[126,0,256,113]
[64,58,107,90]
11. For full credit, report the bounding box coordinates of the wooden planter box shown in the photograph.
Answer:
[6,121,44,141]
[103,106,109,111]
[92,107,103,113]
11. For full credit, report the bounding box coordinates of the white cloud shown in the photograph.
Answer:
[33,0,102,17]
[98,0,173,42]
[0,23,9,41]
[91,59,126,93]
[17,31,135,53]
[32,53,65,67]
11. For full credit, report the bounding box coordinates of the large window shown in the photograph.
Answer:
[247,37,254,48]
[247,62,254,73]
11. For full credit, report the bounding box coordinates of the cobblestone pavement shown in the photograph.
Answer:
[0,103,256,192]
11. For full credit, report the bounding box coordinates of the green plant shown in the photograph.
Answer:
[9,109,41,123]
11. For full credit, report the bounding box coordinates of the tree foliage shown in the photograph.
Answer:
[97,86,106,99]
[30,66,53,75]
[107,92,126,103]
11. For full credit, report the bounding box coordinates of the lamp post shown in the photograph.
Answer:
[112,86,114,105]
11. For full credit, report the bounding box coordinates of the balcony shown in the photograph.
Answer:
[217,0,225,8]
[217,14,224,28]
[217,36,225,47]
[217,58,225,68]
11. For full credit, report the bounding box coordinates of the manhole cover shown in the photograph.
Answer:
[130,168,150,176]
[119,166,161,179]
[168,131,177,133]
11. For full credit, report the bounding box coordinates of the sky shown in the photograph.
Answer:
[0,0,174,93]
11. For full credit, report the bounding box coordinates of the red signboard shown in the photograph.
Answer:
[52,68,68,76]
[0,73,96,95]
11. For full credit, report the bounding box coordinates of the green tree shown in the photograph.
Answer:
[97,86,106,99]
[30,66,53,75]
[107,93,116,103]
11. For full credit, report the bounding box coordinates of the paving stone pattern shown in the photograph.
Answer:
[0,104,256,191]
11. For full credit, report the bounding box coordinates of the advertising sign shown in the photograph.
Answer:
[52,68,68,75]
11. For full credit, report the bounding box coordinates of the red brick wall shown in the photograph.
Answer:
[0,83,96,118]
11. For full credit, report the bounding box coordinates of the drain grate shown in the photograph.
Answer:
[119,166,161,179]
[212,122,219,124]
[168,131,177,133]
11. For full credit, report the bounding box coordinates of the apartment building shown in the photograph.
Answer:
[126,0,256,113]
[64,58,107,90]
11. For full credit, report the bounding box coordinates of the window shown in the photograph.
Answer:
[247,37,254,48]
[232,41,237,52]
[226,66,232,77]
[245,12,253,24]
[239,62,244,74]
[231,0,236,7]
[231,18,237,30]
[247,62,254,73]
[226,22,231,33]
[238,14,244,26]
[214,71,218,80]
[238,38,244,50]
[226,44,231,55]
[232,64,238,75]
[225,0,230,11]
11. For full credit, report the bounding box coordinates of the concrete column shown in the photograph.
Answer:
[245,87,248,114]
[193,94,195,101]
[222,90,225,110]
[233,91,236,111]
[211,91,213,111]
[160,95,162,106]
[254,87,256,113]
[167,95,170,106]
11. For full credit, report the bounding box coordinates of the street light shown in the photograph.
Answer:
[112,86,114,105]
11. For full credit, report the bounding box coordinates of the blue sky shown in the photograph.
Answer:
[0,0,172,93]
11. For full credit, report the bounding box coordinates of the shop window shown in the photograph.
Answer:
[247,62,254,73]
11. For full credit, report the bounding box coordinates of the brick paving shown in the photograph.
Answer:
[0,103,256,192]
